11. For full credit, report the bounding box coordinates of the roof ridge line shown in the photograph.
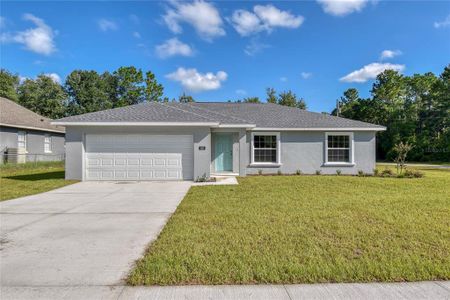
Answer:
[156,102,218,123]
[186,103,251,124]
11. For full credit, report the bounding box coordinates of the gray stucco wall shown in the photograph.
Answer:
[64,126,211,180]
[0,125,65,162]
[64,126,377,180]
[246,131,376,175]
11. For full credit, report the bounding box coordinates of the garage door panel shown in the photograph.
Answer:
[87,158,101,167]
[167,170,180,178]
[85,134,193,181]
[115,170,127,179]
[140,170,153,179]
[114,158,127,166]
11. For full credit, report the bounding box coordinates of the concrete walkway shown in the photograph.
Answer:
[0,181,191,288]
[2,281,449,299]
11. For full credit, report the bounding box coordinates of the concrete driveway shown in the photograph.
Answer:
[0,181,191,288]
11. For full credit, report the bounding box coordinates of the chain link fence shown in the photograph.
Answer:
[1,153,65,164]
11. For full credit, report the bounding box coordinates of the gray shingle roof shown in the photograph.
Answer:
[54,101,385,130]
[0,97,65,133]
[190,102,384,129]
[55,102,217,123]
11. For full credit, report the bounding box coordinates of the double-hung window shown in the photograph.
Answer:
[325,132,353,164]
[17,131,27,150]
[251,132,280,164]
[44,134,52,153]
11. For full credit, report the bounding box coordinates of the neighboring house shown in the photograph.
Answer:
[0,97,65,163]
[53,102,385,181]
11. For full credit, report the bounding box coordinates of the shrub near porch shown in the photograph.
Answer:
[129,167,450,285]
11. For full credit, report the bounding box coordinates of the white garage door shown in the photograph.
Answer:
[85,134,193,181]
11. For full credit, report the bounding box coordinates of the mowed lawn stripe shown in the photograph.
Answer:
[128,168,450,285]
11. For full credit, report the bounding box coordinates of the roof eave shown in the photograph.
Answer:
[214,124,256,129]
[251,127,386,131]
[0,123,65,133]
[51,121,220,126]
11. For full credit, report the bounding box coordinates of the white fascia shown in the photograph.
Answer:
[251,127,386,131]
[0,123,65,133]
[51,121,220,126]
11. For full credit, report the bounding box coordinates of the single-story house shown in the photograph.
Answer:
[53,102,385,181]
[0,97,65,163]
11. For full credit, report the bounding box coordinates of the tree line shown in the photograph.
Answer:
[1,65,448,162]
[0,67,168,119]
[332,65,449,162]
[234,88,307,109]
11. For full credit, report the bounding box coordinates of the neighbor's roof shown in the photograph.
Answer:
[0,97,65,133]
[53,101,385,130]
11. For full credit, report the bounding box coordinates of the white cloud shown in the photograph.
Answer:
[0,14,56,55]
[301,72,312,79]
[380,49,402,60]
[43,73,61,84]
[244,38,270,56]
[166,67,227,92]
[434,14,450,29]
[132,31,141,39]
[129,14,140,25]
[19,76,29,84]
[280,76,288,82]
[230,4,304,36]
[254,5,304,29]
[230,10,262,36]
[317,0,369,16]
[155,38,193,59]
[340,62,405,83]
[236,89,247,96]
[163,1,225,40]
[98,18,118,31]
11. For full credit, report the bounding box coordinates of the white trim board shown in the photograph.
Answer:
[250,132,281,166]
[0,123,65,134]
[324,132,355,166]
[52,122,219,126]
[252,127,386,132]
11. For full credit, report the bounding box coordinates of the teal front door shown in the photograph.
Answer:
[215,134,233,172]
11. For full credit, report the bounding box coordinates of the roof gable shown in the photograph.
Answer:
[0,97,65,133]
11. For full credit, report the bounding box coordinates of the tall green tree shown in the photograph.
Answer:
[242,97,260,103]
[113,66,145,107]
[266,87,277,104]
[278,90,307,109]
[65,70,113,115]
[144,71,164,102]
[179,92,195,103]
[0,69,20,102]
[297,98,307,110]
[17,75,67,119]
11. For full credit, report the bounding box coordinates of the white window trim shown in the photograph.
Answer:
[17,131,27,152]
[324,132,355,166]
[44,134,52,153]
[250,132,282,166]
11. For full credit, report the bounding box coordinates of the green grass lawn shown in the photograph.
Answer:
[129,167,450,285]
[0,161,77,201]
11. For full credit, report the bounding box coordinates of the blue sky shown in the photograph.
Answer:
[1,1,449,113]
